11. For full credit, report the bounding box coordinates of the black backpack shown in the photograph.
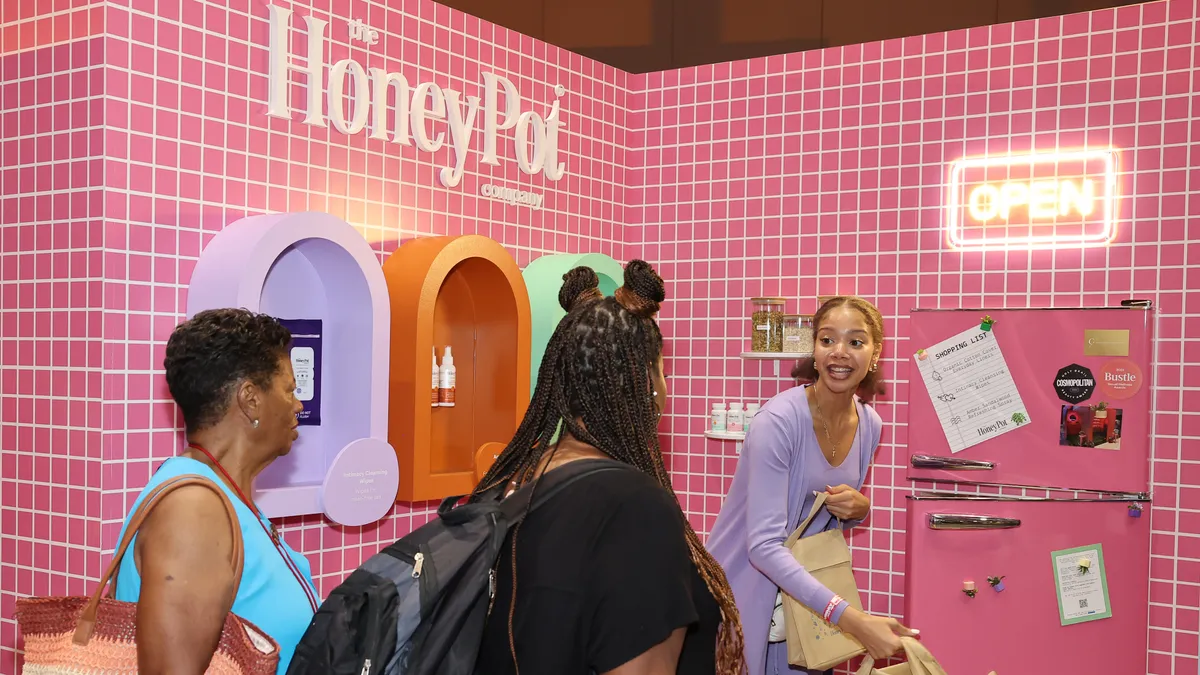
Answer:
[285,458,630,675]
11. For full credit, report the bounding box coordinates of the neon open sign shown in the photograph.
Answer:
[946,150,1118,249]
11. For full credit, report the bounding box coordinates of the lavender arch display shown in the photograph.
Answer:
[186,212,398,526]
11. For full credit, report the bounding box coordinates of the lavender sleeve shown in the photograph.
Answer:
[743,409,849,624]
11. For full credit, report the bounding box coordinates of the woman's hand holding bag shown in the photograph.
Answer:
[836,608,918,661]
[853,636,948,675]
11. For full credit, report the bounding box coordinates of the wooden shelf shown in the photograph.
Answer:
[383,235,531,502]
[705,430,746,441]
[741,351,811,360]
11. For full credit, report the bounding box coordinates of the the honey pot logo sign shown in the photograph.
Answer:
[264,5,567,189]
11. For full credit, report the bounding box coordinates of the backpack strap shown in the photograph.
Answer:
[437,458,634,527]
[498,457,633,524]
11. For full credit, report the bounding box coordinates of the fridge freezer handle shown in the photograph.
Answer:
[911,454,995,470]
[928,514,1022,530]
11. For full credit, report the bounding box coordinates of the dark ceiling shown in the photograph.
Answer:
[438,0,1151,73]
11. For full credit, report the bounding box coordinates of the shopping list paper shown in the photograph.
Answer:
[1052,544,1112,625]
[913,325,1030,453]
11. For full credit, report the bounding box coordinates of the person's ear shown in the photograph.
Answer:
[235,380,262,429]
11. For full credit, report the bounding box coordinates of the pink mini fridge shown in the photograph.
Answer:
[903,306,1154,674]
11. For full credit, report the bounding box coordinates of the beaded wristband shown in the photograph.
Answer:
[823,595,844,622]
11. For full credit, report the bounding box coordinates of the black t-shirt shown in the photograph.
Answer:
[473,465,721,675]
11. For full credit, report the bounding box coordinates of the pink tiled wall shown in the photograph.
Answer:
[0,2,108,670]
[632,1,1197,673]
[3,0,1199,673]
[1,0,628,671]
[92,0,632,580]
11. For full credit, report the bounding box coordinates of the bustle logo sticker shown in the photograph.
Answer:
[1054,364,1096,403]
[1098,359,1142,400]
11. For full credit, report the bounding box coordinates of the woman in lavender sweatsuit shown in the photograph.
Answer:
[707,296,917,675]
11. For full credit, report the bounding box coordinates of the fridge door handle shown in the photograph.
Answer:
[928,514,1022,530]
[911,454,995,470]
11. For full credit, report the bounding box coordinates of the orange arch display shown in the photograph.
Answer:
[383,235,531,502]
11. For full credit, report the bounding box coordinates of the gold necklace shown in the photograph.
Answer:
[814,395,838,461]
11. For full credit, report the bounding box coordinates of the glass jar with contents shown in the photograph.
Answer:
[782,314,814,354]
[750,297,786,352]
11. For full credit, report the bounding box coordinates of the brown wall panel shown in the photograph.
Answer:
[445,0,545,39]
[675,0,823,69]
[822,0,998,47]
[719,0,822,44]
[557,0,674,73]
[998,0,1143,22]
[437,0,1152,73]
[545,0,657,48]
[573,44,675,74]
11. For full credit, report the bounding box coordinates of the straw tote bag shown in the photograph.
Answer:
[14,474,280,674]
[777,491,867,670]
[854,636,950,675]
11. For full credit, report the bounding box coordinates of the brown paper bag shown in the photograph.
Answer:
[854,637,950,675]
[780,492,867,670]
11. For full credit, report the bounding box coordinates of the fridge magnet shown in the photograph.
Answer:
[912,323,1030,454]
[917,348,928,361]
[1097,358,1143,400]
[962,580,976,598]
[1053,363,1096,404]
[1128,503,1143,518]
[1083,328,1130,357]
[1051,544,1112,626]
[979,315,995,331]
[1059,403,1122,449]
[988,576,1006,592]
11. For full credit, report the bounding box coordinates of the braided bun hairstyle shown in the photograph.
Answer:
[612,259,664,318]
[475,260,746,675]
[557,266,604,311]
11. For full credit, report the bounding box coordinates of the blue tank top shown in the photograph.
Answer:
[113,457,318,675]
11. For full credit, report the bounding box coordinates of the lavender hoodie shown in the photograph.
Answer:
[706,384,881,675]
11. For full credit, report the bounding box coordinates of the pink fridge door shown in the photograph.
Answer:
[905,497,1150,675]
[906,307,1153,494]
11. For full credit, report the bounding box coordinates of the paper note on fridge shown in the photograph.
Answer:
[912,325,1030,453]
[1052,544,1112,625]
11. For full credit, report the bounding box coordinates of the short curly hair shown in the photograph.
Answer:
[164,308,293,432]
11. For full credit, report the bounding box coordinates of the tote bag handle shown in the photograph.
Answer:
[73,475,244,645]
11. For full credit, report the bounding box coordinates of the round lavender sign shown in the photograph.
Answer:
[321,437,399,526]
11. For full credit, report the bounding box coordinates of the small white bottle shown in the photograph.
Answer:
[711,403,727,432]
[431,346,440,407]
[438,346,456,407]
[745,403,760,432]
[727,402,745,433]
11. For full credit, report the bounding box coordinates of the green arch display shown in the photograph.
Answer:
[522,252,625,396]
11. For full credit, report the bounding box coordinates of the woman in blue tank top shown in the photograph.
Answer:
[113,309,319,674]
